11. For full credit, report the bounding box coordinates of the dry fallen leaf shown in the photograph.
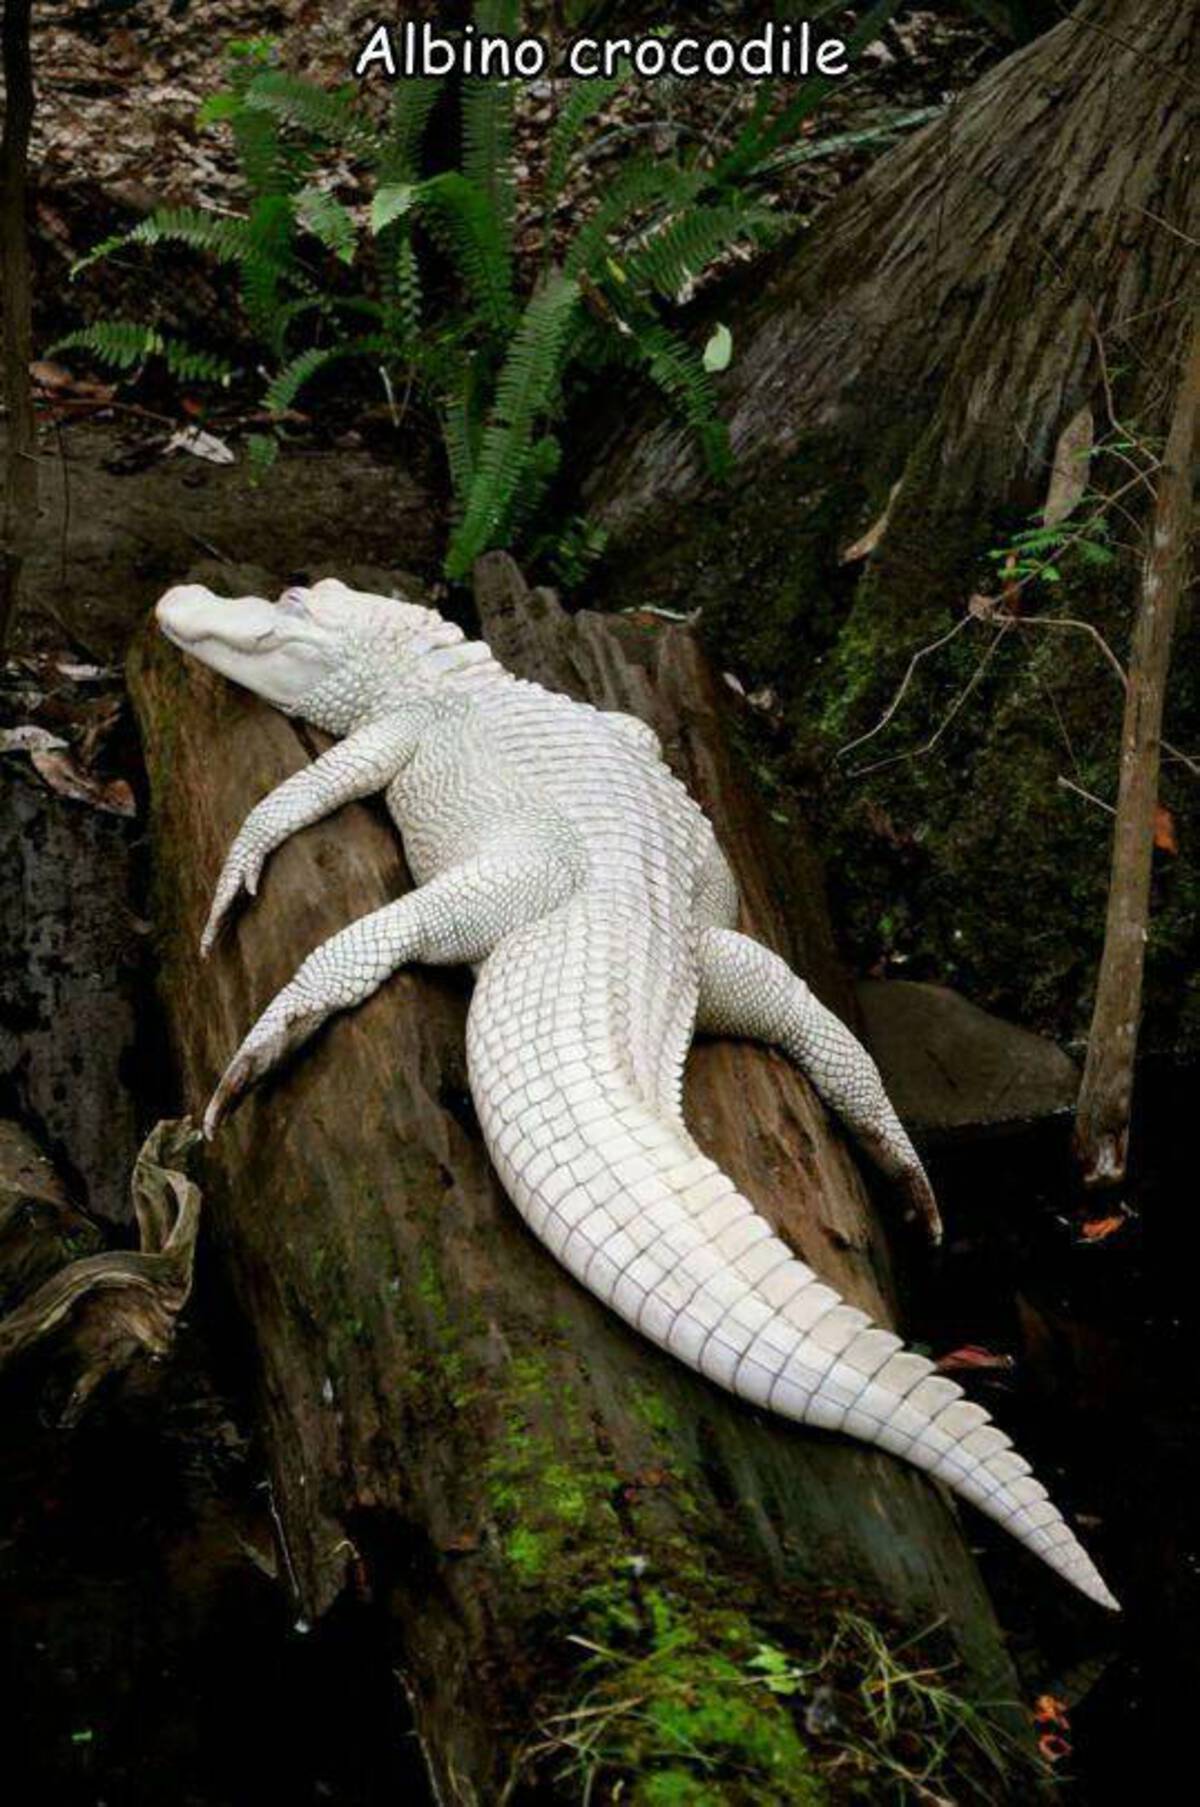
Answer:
[1154,802,1179,855]
[29,749,136,818]
[31,359,115,403]
[1078,1212,1127,1244]
[1043,405,1094,528]
[0,724,68,754]
[841,479,901,564]
[165,426,236,466]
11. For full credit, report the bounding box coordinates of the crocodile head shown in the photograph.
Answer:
[156,579,475,732]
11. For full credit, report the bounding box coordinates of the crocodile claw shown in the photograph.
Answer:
[901,1166,943,1246]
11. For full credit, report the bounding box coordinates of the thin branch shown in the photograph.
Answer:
[1056,774,1115,815]
[833,614,971,762]
[844,623,1010,780]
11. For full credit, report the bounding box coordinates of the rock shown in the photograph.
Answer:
[857,979,1080,1135]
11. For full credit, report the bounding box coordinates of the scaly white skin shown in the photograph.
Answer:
[155,578,1119,1613]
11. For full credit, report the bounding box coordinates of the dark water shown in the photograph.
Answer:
[912,1060,1198,1802]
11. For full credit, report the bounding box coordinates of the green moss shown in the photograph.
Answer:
[634,422,1200,1048]
[539,1596,825,1805]
[484,1351,624,1591]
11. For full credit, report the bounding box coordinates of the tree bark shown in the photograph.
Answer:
[581,0,1198,629]
[1075,309,1200,1184]
[128,558,1035,1804]
[0,0,37,653]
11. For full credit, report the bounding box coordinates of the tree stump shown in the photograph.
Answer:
[128,557,1029,1803]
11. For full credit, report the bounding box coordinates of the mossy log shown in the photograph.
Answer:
[128,558,1030,1803]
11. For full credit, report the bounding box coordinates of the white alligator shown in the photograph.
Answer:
[156,576,1117,1611]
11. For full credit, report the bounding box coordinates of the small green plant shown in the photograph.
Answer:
[58,2,902,580]
[988,510,1116,588]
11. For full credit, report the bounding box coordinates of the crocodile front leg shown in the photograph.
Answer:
[696,927,942,1243]
[204,832,581,1135]
[202,711,426,955]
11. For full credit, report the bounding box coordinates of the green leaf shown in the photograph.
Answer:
[295,187,358,263]
[247,433,280,481]
[703,324,733,373]
[371,184,416,234]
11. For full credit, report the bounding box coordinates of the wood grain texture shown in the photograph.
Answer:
[129,558,1024,1802]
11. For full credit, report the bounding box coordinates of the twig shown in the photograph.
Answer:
[1056,774,1115,815]
[845,623,1010,779]
[833,614,971,762]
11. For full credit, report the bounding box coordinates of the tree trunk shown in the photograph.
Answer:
[582,0,1197,630]
[575,0,1198,1054]
[0,0,37,653]
[128,558,1034,1805]
[1075,309,1200,1183]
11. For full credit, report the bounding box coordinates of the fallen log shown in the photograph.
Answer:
[129,557,1032,1803]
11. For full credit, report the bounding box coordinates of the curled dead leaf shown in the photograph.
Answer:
[841,479,901,564]
[1043,405,1094,528]
[30,748,136,818]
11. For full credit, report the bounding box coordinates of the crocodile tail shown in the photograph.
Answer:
[467,911,1118,1613]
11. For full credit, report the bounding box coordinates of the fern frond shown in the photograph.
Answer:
[563,159,703,280]
[713,0,902,185]
[51,322,166,371]
[262,334,388,413]
[379,226,422,350]
[461,2,519,250]
[542,66,631,217]
[247,432,280,480]
[161,341,236,384]
[86,206,257,268]
[623,203,781,302]
[50,322,232,385]
[243,69,377,160]
[503,433,561,539]
[381,76,444,183]
[231,104,288,199]
[441,355,487,510]
[627,320,731,478]
[446,274,580,578]
[417,172,515,334]
[294,186,358,264]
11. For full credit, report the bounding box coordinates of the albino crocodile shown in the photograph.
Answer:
[156,576,1117,1612]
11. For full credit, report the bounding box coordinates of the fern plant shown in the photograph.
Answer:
[59,3,900,580]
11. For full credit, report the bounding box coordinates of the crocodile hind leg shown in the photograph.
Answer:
[696,927,942,1243]
[204,834,581,1136]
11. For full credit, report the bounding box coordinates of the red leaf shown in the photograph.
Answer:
[1079,1212,1127,1243]
[935,1344,1015,1375]
[1154,803,1179,855]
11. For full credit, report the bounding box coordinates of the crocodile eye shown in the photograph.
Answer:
[277,587,310,619]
